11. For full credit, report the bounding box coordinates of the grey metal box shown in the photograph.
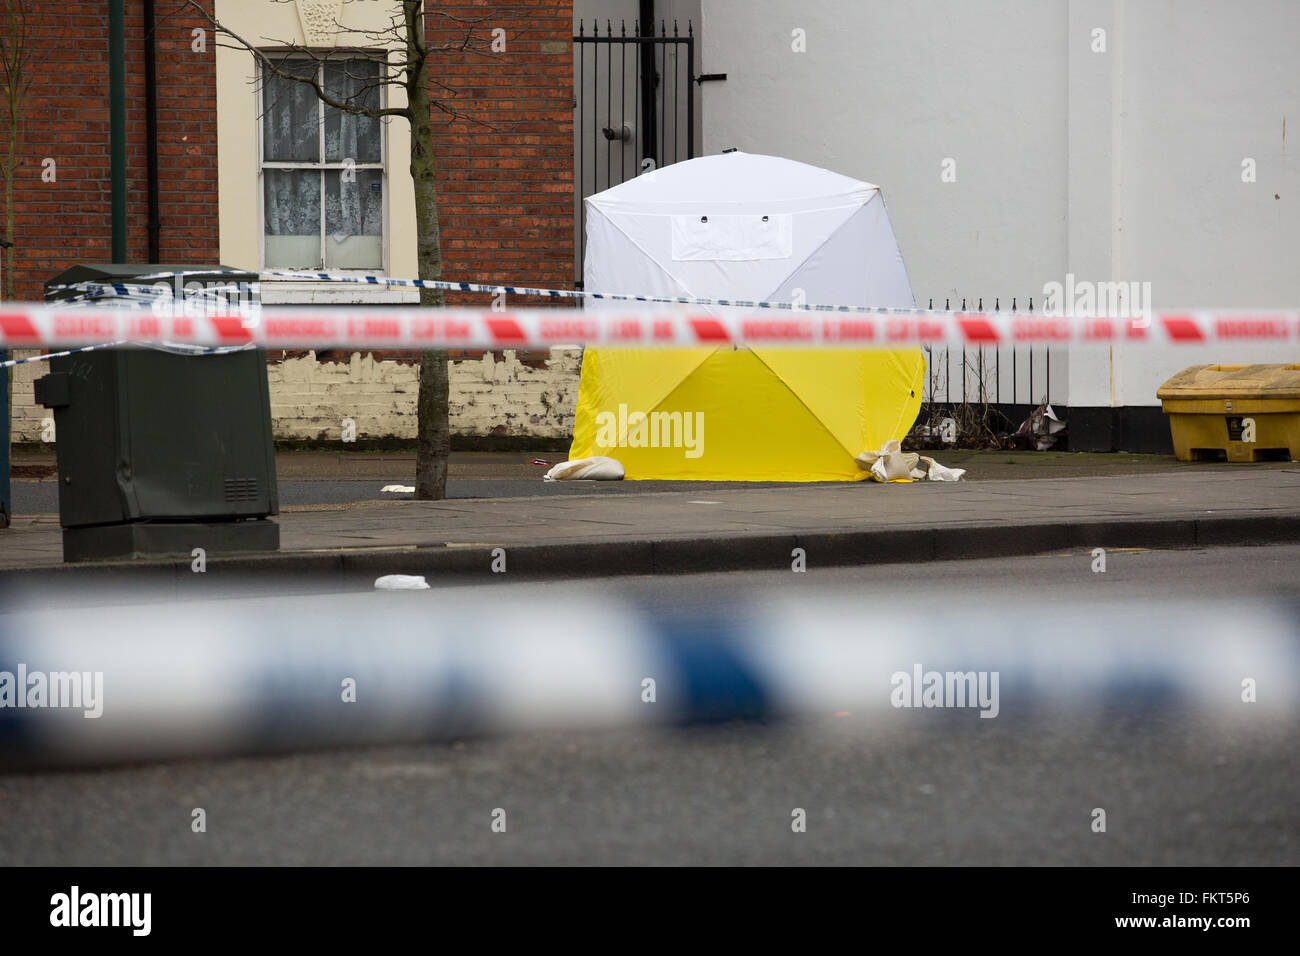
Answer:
[37,347,279,527]
[36,264,278,561]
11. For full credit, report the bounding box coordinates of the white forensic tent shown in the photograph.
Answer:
[570,151,925,481]
[583,151,915,310]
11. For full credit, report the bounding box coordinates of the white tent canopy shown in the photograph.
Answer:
[583,151,915,311]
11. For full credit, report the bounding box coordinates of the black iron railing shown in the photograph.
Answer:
[916,297,1062,443]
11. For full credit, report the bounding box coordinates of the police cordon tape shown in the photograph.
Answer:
[3,297,1298,351]
[46,267,998,314]
[0,339,252,369]
[0,279,259,368]
[0,340,128,369]
[0,281,257,368]
[0,590,1295,768]
[50,279,259,308]
[12,269,1300,349]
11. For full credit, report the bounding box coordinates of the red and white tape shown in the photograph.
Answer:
[1,304,1298,350]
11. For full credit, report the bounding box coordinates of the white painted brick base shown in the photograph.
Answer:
[6,349,50,443]
[5,348,582,442]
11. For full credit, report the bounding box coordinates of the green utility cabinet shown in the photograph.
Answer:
[35,265,278,562]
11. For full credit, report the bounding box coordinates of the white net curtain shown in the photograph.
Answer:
[262,58,384,269]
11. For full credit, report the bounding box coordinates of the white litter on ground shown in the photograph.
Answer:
[381,484,415,493]
[918,456,965,481]
[374,574,430,590]
[543,457,626,481]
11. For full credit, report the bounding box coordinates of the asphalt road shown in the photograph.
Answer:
[2,711,1291,866]
[1,545,1296,866]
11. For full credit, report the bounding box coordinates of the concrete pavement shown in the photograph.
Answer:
[2,456,1299,579]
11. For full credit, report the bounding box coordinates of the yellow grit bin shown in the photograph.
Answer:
[1157,364,1300,462]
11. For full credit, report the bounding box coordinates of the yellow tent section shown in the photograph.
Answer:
[568,346,926,481]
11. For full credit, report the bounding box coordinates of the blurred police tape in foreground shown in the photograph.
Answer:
[0,590,1296,769]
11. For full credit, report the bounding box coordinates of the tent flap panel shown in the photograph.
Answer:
[671,214,794,261]
[597,201,861,304]
[768,196,914,309]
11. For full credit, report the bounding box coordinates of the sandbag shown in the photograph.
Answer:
[855,442,966,482]
[543,456,626,481]
[855,440,917,482]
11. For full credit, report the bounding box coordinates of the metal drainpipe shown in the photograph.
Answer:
[1,351,9,528]
[144,0,160,262]
[109,0,127,262]
[638,0,657,168]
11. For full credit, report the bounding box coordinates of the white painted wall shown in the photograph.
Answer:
[9,347,582,444]
[699,0,1300,407]
[267,348,582,441]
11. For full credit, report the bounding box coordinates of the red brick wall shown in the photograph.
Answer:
[0,1,575,304]
[1,1,220,301]
[426,2,575,306]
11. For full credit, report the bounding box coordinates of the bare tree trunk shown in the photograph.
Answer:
[184,0,458,498]
[416,348,449,498]
[407,2,449,500]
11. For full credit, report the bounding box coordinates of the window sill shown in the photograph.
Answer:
[258,278,419,305]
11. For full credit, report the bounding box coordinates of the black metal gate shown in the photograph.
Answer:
[917,295,1062,444]
[574,20,697,287]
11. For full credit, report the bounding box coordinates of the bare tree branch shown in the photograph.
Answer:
[182,0,411,119]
